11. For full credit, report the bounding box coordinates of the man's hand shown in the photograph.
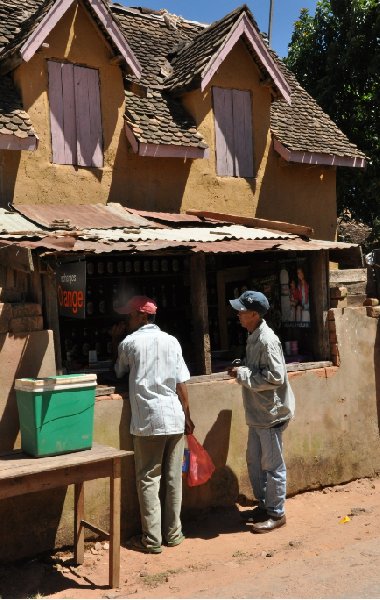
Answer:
[228,366,238,378]
[185,416,195,435]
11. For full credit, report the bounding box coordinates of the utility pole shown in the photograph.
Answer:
[268,0,274,46]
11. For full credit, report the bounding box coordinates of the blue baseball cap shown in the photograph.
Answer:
[229,291,269,316]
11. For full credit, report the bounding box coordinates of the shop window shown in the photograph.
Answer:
[212,86,253,178]
[48,61,103,167]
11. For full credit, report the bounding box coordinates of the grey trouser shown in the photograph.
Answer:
[133,433,184,548]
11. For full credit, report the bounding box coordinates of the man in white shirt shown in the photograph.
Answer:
[113,295,194,553]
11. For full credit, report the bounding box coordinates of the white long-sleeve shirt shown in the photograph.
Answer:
[115,324,190,436]
[236,320,295,428]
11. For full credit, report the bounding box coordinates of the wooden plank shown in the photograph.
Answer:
[0,460,113,500]
[310,251,330,361]
[48,61,66,164]
[86,67,103,168]
[186,210,314,237]
[61,62,76,164]
[232,89,253,177]
[81,520,110,539]
[74,482,85,564]
[0,444,130,479]
[213,87,234,176]
[329,268,367,284]
[286,361,333,372]
[41,271,62,373]
[74,65,92,167]
[109,457,121,589]
[190,254,211,375]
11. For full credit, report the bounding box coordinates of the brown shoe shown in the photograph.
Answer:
[250,514,286,533]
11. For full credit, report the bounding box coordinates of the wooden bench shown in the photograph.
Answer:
[0,443,133,588]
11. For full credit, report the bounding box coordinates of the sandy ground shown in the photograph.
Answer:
[1,476,380,599]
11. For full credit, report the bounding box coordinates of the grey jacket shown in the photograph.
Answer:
[236,320,295,428]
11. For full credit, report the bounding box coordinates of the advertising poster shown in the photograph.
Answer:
[56,261,86,319]
[279,259,311,328]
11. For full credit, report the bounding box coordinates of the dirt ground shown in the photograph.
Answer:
[1,476,380,599]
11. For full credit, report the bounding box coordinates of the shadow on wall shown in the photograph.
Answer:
[374,318,380,434]
[0,331,50,452]
[183,409,239,513]
[108,129,193,212]
[0,151,21,209]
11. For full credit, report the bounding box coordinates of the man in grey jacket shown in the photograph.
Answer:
[228,290,295,533]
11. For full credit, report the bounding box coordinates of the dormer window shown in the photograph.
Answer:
[48,61,103,167]
[212,87,253,178]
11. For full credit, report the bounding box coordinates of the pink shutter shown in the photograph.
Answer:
[213,87,234,176]
[48,61,76,165]
[74,65,103,168]
[61,63,76,164]
[232,89,253,178]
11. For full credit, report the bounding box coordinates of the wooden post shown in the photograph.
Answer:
[41,269,62,373]
[109,457,121,589]
[310,250,330,360]
[190,253,211,375]
[74,482,85,565]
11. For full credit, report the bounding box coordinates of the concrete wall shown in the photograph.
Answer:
[0,306,379,561]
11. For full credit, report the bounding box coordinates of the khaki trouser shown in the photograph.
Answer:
[133,433,184,548]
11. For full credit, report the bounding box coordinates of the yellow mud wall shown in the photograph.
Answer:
[6,1,128,206]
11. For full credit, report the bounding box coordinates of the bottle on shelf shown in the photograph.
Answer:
[133,259,141,273]
[151,285,158,304]
[106,260,114,275]
[125,259,132,273]
[152,259,159,273]
[143,259,151,273]
[112,284,119,312]
[171,283,177,307]
[172,258,180,272]
[116,260,124,274]
[86,286,94,316]
[160,284,168,308]
[98,284,106,315]
[86,260,95,276]
[161,258,169,272]
[82,328,91,362]
[97,259,105,275]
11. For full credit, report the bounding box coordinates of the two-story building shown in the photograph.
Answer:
[0,0,378,562]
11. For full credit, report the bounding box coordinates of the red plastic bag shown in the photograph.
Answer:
[186,434,215,487]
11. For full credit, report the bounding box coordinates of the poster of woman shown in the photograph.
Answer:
[280,260,311,328]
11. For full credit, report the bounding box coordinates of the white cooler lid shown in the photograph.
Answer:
[15,373,97,392]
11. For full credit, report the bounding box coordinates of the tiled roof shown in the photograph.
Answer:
[0,75,37,140]
[0,0,366,161]
[163,5,259,95]
[113,4,208,148]
[125,89,207,148]
[270,61,367,160]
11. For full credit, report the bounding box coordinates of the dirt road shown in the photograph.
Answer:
[1,476,380,599]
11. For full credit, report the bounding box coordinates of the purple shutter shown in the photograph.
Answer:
[61,63,76,164]
[213,87,234,176]
[232,89,253,178]
[74,65,103,168]
[48,61,66,164]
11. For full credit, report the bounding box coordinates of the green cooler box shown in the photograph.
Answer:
[15,374,97,457]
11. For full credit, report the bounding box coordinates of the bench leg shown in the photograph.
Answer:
[74,482,85,564]
[109,457,121,588]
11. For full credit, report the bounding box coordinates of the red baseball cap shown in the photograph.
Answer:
[115,295,157,315]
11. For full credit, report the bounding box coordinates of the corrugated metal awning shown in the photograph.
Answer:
[0,208,42,235]
[13,203,162,230]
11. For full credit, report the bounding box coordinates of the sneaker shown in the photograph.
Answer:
[166,533,185,547]
[127,535,162,554]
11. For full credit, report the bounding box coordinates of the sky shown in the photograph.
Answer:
[117,1,318,58]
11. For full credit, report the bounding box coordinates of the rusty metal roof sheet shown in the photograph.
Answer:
[13,203,159,230]
[0,207,42,235]
[4,232,357,257]
[79,225,296,243]
[127,208,205,224]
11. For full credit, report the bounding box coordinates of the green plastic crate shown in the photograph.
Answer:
[15,374,97,457]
